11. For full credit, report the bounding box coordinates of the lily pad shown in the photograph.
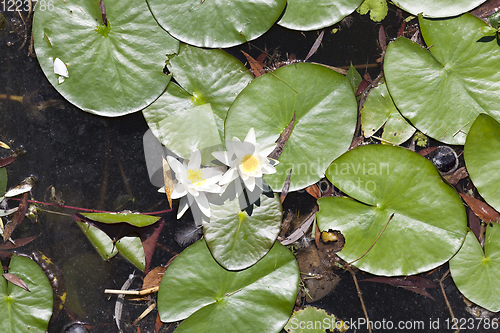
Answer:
[450,226,500,312]
[391,0,487,18]
[80,212,160,227]
[147,0,286,48]
[225,63,358,192]
[203,194,282,270]
[285,306,345,333]
[464,114,500,213]
[0,254,53,333]
[158,239,299,333]
[278,0,363,31]
[143,44,253,160]
[76,221,146,271]
[33,0,179,116]
[384,14,500,145]
[357,0,388,22]
[361,83,415,145]
[316,144,467,276]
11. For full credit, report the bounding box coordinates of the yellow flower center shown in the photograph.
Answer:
[187,169,206,186]
[240,154,260,174]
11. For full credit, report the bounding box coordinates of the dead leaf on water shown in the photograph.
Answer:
[3,272,30,291]
[162,157,173,209]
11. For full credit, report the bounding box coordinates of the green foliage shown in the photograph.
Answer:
[0,254,53,333]
[225,63,358,192]
[203,194,282,270]
[361,82,415,145]
[357,0,388,22]
[142,44,253,162]
[450,226,500,312]
[158,239,299,333]
[32,0,179,116]
[464,114,500,213]
[384,14,500,144]
[390,0,487,18]
[80,212,160,227]
[278,0,363,31]
[317,145,467,276]
[147,0,286,48]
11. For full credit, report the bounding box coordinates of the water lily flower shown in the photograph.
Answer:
[212,128,277,192]
[167,150,223,220]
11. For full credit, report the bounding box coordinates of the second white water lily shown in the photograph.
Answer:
[213,128,277,192]
[167,150,223,220]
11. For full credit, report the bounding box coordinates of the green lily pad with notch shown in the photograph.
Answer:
[225,63,358,192]
[316,144,467,276]
[147,0,286,48]
[0,254,53,333]
[33,0,179,116]
[158,239,299,333]
[278,0,363,31]
[450,226,500,312]
[143,44,252,161]
[76,221,145,271]
[384,14,500,145]
[357,0,388,22]
[361,83,415,145]
[464,114,500,213]
[203,194,282,270]
[391,0,487,18]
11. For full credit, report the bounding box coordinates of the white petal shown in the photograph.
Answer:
[212,151,233,166]
[188,150,202,170]
[244,128,256,145]
[54,58,69,78]
[219,168,239,185]
[260,144,276,157]
[177,197,190,219]
[194,193,211,217]
[244,176,256,191]
[167,156,185,175]
[261,163,277,174]
[171,184,188,199]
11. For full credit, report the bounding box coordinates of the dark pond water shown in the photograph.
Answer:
[0,3,497,333]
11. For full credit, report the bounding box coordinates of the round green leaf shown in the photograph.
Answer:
[361,83,415,145]
[391,0,487,18]
[317,145,467,276]
[450,226,500,312]
[33,0,179,116]
[225,63,358,192]
[278,0,363,31]
[464,114,500,213]
[158,239,299,333]
[203,194,282,270]
[143,44,253,160]
[147,0,286,48]
[0,254,53,333]
[384,14,500,145]
[80,212,160,227]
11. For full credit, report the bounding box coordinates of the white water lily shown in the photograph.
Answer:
[212,128,277,192]
[167,150,223,219]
